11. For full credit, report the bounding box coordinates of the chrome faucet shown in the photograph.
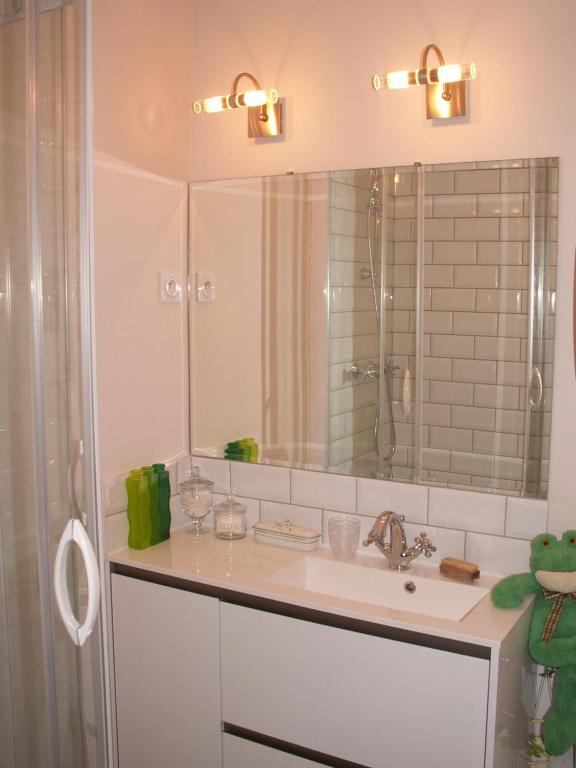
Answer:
[363,511,436,571]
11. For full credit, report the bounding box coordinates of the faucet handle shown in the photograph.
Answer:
[414,532,436,557]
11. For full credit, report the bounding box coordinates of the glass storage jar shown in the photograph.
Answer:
[179,466,214,535]
[214,495,247,540]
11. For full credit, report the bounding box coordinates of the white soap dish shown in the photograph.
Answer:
[254,520,321,551]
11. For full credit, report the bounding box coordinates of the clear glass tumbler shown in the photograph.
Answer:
[327,515,361,560]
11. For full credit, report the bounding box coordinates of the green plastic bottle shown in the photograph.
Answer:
[126,469,152,549]
[143,466,161,545]
[153,463,171,541]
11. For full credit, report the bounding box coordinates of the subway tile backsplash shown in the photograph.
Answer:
[103,456,548,576]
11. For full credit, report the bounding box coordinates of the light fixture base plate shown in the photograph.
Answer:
[248,102,283,137]
[426,80,466,119]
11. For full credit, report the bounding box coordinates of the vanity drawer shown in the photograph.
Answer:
[220,602,489,768]
[223,733,326,768]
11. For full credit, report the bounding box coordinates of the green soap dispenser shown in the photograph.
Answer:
[153,463,171,541]
[126,469,152,549]
[142,466,161,545]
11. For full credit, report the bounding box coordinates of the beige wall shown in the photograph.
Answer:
[93,0,192,477]
[189,0,576,534]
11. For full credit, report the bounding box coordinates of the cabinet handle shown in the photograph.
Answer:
[54,519,101,646]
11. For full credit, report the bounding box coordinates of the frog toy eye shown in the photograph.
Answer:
[562,530,576,546]
[530,532,558,553]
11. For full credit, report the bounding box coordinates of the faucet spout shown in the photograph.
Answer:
[363,510,436,571]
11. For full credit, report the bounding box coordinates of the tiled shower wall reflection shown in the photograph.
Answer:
[328,171,381,472]
[391,159,557,496]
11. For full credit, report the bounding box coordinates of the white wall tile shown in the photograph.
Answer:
[476,337,521,362]
[424,218,454,241]
[429,380,474,406]
[260,500,322,532]
[356,478,428,523]
[105,511,128,553]
[505,497,548,539]
[476,289,522,313]
[428,487,506,534]
[424,264,453,287]
[473,430,518,458]
[423,311,453,333]
[428,426,472,451]
[454,265,498,289]
[500,168,530,193]
[433,241,476,264]
[452,359,497,384]
[452,312,498,336]
[101,473,127,516]
[465,533,530,576]
[433,194,477,218]
[477,242,523,265]
[450,451,494,477]
[291,468,356,513]
[431,288,475,312]
[455,169,500,193]
[424,171,454,194]
[451,405,496,431]
[430,334,474,359]
[477,193,524,217]
[423,356,452,380]
[422,403,451,427]
[231,462,290,502]
[454,218,499,241]
[191,457,231,494]
[421,447,451,471]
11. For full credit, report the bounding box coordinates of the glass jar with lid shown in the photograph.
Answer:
[214,495,247,540]
[179,466,214,535]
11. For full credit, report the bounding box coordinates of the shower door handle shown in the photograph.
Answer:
[54,518,101,647]
[529,365,543,409]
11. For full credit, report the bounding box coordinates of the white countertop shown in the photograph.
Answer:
[108,529,532,649]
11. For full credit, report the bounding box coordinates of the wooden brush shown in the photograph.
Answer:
[439,557,480,582]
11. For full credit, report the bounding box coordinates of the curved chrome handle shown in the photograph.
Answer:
[54,519,100,646]
[529,366,543,409]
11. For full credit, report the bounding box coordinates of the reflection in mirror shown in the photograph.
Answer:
[190,158,557,498]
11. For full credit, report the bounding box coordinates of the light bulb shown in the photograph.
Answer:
[385,70,414,89]
[192,88,278,114]
[434,62,476,84]
[375,62,476,91]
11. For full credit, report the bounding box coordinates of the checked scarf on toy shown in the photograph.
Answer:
[542,590,576,641]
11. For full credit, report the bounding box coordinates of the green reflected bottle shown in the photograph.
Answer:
[126,469,152,549]
[143,466,161,545]
[153,463,171,541]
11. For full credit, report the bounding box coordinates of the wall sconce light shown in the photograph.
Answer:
[372,44,476,119]
[192,71,283,137]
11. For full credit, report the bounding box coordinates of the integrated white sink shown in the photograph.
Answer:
[267,557,489,622]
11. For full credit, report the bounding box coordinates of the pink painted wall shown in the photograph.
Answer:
[93,0,192,477]
[188,0,576,534]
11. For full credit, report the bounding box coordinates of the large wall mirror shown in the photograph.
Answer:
[190,158,558,499]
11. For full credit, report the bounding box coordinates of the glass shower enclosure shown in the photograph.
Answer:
[328,158,557,497]
[0,1,107,766]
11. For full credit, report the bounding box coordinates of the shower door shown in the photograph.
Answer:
[0,1,108,767]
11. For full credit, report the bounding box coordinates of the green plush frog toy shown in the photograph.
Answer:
[491,530,576,756]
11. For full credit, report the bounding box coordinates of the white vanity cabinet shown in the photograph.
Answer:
[110,559,529,768]
[111,574,222,768]
[220,603,489,768]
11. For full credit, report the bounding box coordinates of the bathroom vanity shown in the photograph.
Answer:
[109,532,532,768]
